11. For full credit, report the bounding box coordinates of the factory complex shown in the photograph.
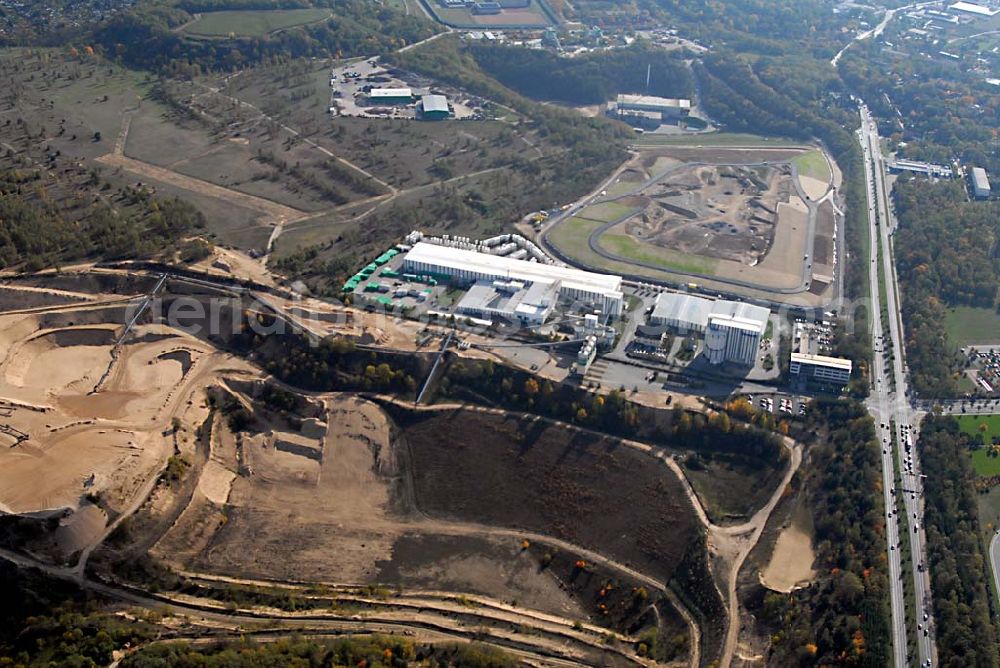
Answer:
[402,240,625,318]
[609,94,692,129]
[649,292,770,367]
[341,230,855,400]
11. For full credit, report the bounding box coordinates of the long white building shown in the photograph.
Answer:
[972,167,991,199]
[403,242,624,317]
[616,94,691,118]
[651,292,769,366]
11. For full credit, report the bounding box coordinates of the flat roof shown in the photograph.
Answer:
[421,94,449,113]
[653,292,769,333]
[972,167,991,189]
[652,292,713,326]
[709,313,767,334]
[370,88,412,98]
[949,1,999,15]
[404,242,623,299]
[791,352,853,372]
[617,94,691,109]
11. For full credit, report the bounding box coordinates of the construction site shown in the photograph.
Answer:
[543,143,842,307]
[0,259,811,667]
[619,163,794,267]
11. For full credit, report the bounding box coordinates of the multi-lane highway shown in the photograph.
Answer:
[859,104,936,668]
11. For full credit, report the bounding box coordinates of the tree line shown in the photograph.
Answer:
[892,180,1000,397]
[757,398,891,666]
[87,0,439,77]
[469,42,693,106]
[918,415,1000,666]
[0,170,206,271]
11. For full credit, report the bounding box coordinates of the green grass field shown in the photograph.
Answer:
[599,232,716,275]
[630,132,805,148]
[960,413,1000,444]
[944,306,1000,347]
[958,414,1000,476]
[547,216,604,261]
[972,448,1000,477]
[183,9,331,37]
[576,201,637,223]
[792,150,832,183]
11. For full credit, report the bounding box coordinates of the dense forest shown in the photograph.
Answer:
[0,560,158,666]
[759,398,891,666]
[567,0,878,59]
[122,637,518,667]
[88,0,438,76]
[0,170,206,271]
[918,415,1000,666]
[892,180,1000,397]
[469,42,692,105]
[840,41,1000,174]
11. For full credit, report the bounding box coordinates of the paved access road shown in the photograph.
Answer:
[860,104,936,668]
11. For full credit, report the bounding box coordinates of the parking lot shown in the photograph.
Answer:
[741,391,809,419]
[965,346,1000,396]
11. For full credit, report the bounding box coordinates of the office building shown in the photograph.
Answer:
[790,353,853,386]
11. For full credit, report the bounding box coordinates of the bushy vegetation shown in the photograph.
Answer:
[918,415,1000,666]
[122,637,517,667]
[0,172,205,271]
[892,180,1000,397]
[759,398,890,666]
[440,355,784,462]
[90,0,438,77]
[469,42,692,105]
[841,44,1000,174]
[0,561,157,667]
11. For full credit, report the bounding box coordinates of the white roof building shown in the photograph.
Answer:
[949,1,1000,16]
[650,292,713,333]
[616,94,691,118]
[650,292,769,366]
[972,167,991,199]
[650,292,769,333]
[369,87,413,100]
[403,242,624,317]
[420,94,449,116]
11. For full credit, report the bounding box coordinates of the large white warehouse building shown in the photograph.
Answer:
[972,167,991,199]
[651,292,769,366]
[403,242,624,317]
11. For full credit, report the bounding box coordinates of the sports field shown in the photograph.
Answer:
[427,3,552,26]
[183,9,331,36]
[944,306,1000,347]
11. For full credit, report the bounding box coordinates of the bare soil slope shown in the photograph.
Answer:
[397,409,701,585]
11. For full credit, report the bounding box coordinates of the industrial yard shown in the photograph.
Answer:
[327,59,482,121]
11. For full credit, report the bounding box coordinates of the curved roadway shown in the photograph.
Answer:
[541,157,838,301]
